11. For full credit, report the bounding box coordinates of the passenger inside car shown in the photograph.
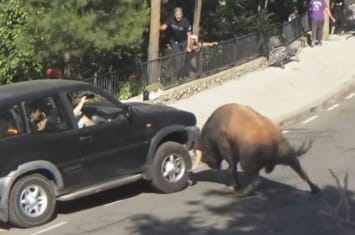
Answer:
[0,109,20,137]
[69,92,95,128]
[27,102,49,132]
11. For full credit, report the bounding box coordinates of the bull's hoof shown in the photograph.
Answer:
[228,185,241,191]
[188,179,197,186]
[235,189,256,197]
[230,185,256,197]
[311,184,321,194]
[188,172,197,186]
[264,164,275,174]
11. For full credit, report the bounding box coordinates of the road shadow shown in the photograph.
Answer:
[189,168,319,199]
[125,170,355,235]
[0,180,154,230]
[56,180,153,214]
[0,221,11,230]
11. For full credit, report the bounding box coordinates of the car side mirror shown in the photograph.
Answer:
[122,105,133,120]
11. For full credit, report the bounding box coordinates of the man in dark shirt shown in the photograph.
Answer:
[331,0,345,34]
[161,7,192,79]
[161,7,192,53]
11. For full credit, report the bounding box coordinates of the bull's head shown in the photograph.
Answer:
[277,138,314,165]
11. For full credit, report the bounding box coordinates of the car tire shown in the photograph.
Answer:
[151,141,192,193]
[9,174,56,228]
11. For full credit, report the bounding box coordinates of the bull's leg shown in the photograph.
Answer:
[289,158,321,194]
[216,137,241,190]
[264,164,275,174]
[225,157,241,190]
[235,174,261,197]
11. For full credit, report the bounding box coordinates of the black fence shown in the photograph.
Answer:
[85,13,311,98]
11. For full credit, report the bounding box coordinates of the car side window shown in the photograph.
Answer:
[0,104,24,138]
[24,95,70,133]
[67,90,122,128]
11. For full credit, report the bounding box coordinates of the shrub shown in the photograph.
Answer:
[116,79,143,100]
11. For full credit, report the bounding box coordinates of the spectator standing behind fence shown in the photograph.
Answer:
[288,7,300,22]
[188,34,218,77]
[308,0,336,47]
[190,34,218,49]
[330,0,345,34]
[160,7,192,79]
[160,7,192,53]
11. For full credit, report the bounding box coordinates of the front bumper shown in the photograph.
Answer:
[184,126,200,150]
[0,176,13,223]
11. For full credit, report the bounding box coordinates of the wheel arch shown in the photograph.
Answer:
[143,125,191,179]
[8,161,64,190]
[0,160,63,223]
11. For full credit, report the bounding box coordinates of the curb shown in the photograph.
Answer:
[277,75,355,128]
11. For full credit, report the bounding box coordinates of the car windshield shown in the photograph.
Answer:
[67,89,123,127]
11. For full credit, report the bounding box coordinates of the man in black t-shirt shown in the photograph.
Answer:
[331,0,345,34]
[161,7,192,53]
[161,7,192,79]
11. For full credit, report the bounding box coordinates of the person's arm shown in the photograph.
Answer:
[73,96,87,117]
[160,17,169,31]
[37,119,48,131]
[160,23,168,31]
[186,32,192,52]
[201,41,218,47]
[186,22,193,52]
[325,6,336,22]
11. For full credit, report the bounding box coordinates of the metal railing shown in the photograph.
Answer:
[84,13,311,97]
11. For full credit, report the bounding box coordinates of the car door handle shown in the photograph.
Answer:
[80,135,94,143]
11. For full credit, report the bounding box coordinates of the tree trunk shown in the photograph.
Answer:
[193,0,202,36]
[264,0,268,9]
[147,0,161,84]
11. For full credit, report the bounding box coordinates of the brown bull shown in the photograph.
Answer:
[193,103,320,196]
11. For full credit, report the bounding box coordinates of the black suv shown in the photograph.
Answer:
[0,79,199,228]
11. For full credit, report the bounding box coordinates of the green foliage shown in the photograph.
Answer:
[0,0,41,84]
[145,82,163,92]
[204,0,274,37]
[25,0,150,76]
[116,79,143,100]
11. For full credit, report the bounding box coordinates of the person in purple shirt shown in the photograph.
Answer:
[308,0,335,46]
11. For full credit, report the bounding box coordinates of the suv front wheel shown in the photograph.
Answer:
[9,174,56,228]
[151,141,192,193]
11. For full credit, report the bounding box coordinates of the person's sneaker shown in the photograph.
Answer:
[318,41,322,46]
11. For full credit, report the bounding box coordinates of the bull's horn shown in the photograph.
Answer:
[192,149,203,170]
[296,139,313,156]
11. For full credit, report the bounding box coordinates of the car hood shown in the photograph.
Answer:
[126,102,197,127]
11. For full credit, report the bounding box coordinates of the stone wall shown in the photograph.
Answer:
[139,36,307,105]
[150,57,268,104]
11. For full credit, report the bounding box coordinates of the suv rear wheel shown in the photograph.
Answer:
[151,141,192,193]
[9,174,56,228]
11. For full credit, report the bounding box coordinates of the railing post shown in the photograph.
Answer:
[259,29,269,56]
[233,36,238,64]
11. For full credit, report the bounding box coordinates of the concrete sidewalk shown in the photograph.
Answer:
[168,34,355,127]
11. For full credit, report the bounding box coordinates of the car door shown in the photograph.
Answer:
[65,89,149,184]
[3,95,85,191]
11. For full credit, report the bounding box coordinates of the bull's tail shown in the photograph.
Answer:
[295,139,313,157]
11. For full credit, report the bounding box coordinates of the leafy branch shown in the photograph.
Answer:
[319,169,355,228]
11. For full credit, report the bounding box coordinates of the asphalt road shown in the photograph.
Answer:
[3,93,355,235]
